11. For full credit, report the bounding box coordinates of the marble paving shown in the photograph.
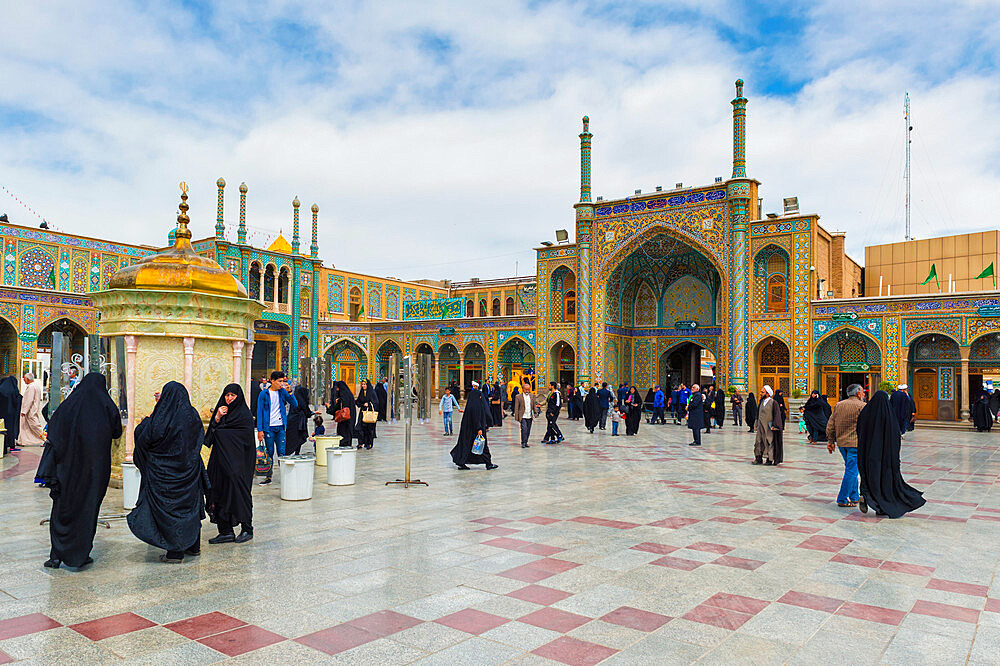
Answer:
[1,412,999,664]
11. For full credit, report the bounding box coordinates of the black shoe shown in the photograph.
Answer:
[159,554,183,563]
[689,442,700,446]
[81,557,93,567]
[209,533,236,544]
[752,459,763,465]
[858,496,868,514]
[457,464,470,470]
[44,558,60,568]
[764,460,773,466]
[235,531,253,544]
[184,547,200,557]
[260,478,272,485]
[521,444,530,448]
[486,464,498,470]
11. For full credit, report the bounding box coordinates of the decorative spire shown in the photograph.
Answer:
[176,182,192,241]
[578,115,593,203]
[291,197,301,254]
[238,182,248,245]
[215,177,226,239]
[731,79,748,179]
[310,203,319,258]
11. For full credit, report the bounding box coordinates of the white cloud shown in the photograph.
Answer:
[0,1,998,281]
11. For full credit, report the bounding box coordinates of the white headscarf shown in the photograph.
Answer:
[762,385,774,397]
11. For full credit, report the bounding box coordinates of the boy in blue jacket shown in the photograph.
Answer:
[256,371,297,486]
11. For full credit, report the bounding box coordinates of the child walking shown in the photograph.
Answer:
[610,402,622,436]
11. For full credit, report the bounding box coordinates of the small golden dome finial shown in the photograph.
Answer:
[176,181,192,240]
[239,181,248,194]
[293,196,300,208]
[311,203,319,213]
[216,177,226,188]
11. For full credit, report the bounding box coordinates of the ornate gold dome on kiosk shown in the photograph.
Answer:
[109,183,248,298]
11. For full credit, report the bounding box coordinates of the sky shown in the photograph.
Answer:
[1,1,999,282]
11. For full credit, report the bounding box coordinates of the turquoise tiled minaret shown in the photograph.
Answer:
[728,79,750,387]
[292,197,301,254]
[238,182,248,245]
[310,204,319,258]
[579,116,593,203]
[215,177,226,239]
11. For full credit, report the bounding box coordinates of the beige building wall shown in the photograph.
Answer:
[865,231,1000,296]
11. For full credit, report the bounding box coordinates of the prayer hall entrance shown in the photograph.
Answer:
[754,337,791,396]
[0,317,15,377]
[551,342,575,386]
[657,343,704,388]
[603,229,724,391]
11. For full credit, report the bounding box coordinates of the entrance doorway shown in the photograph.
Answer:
[913,369,938,420]
[338,363,357,387]
[251,338,279,378]
[550,342,575,386]
[756,337,791,396]
[657,342,702,388]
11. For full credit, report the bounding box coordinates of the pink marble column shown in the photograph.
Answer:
[244,342,255,407]
[183,337,195,392]
[124,335,138,459]
[232,340,245,384]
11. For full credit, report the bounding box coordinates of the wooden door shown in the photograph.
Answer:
[339,363,357,391]
[914,369,937,420]
[822,370,840,407]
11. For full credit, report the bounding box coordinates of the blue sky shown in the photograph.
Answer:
[0,1,998,279]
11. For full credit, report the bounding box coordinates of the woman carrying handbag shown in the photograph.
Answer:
[355,380,379,449]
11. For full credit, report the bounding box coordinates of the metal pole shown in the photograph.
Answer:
[905,92,911,241]
[386,353,427,488]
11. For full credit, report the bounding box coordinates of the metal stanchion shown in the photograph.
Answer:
[386,355,428,488]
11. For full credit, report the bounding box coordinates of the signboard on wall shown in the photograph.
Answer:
[674,321,698,329]
[977,306,1000,317]
[831,312,858,321]
[18,331,37,342]
[839,363,870,372]
[402,297,464,320]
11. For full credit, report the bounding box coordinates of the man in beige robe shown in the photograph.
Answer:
[753,385,775,465]
[18,372,45,446]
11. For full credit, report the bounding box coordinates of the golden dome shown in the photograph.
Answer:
[108,183,248,298]
[267,234,292,254]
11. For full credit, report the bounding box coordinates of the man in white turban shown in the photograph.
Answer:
[18,372,45,447]
[753,385,782,465]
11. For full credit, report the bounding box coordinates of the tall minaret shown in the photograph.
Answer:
[215,178,226,239]
[579,115,593,203]
[731,79,748,178]
[728,78,751,390]
[238,182,248,245]
[572,115,595,385]
[291,197,301,254]
[310,204,319,258]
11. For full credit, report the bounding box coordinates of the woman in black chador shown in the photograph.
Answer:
[0,375,21,454]
[286,385,313,455]
[972,393,994,432]
[450,384,497,470]
[37,373,122,569]
[802,391,832,443]
[624,386,642,436]
[857,390,926,518]
[205,383,255,545]
[490,382,503,425]
[355,380,379,449]
[583,387,600,433]
[745,392,758,433]
[714,388,727,428]
[326,381,356,447]
[127,381,206,563]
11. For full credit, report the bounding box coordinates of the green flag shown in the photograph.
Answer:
[516,288,527,311]
[975,262,996,288]
[921,263,939,288]
[49,266,57,288]
[358,303,365,318]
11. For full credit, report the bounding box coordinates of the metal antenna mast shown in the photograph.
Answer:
[905,92,912,241]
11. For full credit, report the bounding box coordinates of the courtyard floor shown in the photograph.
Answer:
[1,413,998,665]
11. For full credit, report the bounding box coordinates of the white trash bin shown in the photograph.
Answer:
[122,461,141,510]
[278,455,315,501]
[327,447,357,486]
[313,436,342,466]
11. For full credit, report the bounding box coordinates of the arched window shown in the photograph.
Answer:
[491,298,500,317]
[278,267,289,304]
[505,297,515,316]
[263,265,275,302]
[565,290,576,322]
[767,275,787,313]
[300,287,311,317]
[466,299,474,317]
[248,262,261,300]
[478,299,487,317]
[349,287,362,321]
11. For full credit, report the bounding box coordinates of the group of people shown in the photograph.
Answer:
[971,388,1000,432]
